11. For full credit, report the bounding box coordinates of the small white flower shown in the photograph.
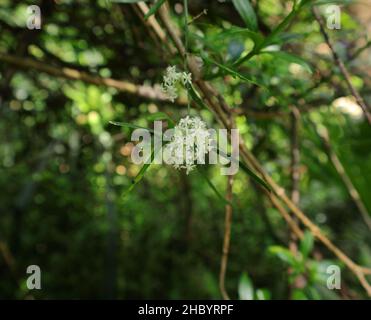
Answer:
[165,66,180,82]
[161,65,192,102]
[182,72,192,85]
[165,85,178,102]
[164,116,214,175]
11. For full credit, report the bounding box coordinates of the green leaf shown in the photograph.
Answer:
[268,32,306,46]
[144,0,166,20]
[237,158,271,192]
[260,5,301,49]
[256,289,271,300]
[109,121,155,134]
[188,84,209,110]
[190,27,262,60]
[210,147,270,192]
[300,231,314,259]
[232,0,258,31]
[208,26,262,45]
[238,273,254,300]
[197,168,231,205]
[260,51,313,74]
[269,246,297,266]
[233,2,304,66]
[111,122,159,199]
[310,0,353,6]
[202,55,263,87]
[231,48,258,67]
[146,112,175,127]
[110,0,149,3]
[123,149,155,199]
[292,289,308,300]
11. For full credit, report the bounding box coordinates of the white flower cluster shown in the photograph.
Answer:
[161,66,192,102]
[164,116,214,175]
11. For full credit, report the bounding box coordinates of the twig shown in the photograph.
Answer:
[0,240,34,299]
[266,190,304,240]
[0,51,186,104]
[1,51,310,119]
[312,7,371,125]
[290,107,301,208]
[288,106,301,296]
[2,50,330,120]
[188,9,207,25]
[0,241,16,273]
[219,174,234,300]
[136,2,176,54]
[349,40,371,61]
[130,3,165,53]
[312,122,371,230]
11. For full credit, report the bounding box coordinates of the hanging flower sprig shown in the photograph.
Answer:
[161,65,192,102]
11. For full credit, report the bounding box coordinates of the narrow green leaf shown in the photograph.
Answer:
[110,0,149,3]
[260,51,313,73]
[209,26,262,45]
[269,246,297,266]
[256,289,271,300]
[188,84,207,109]
[260,5,300,49]
[238,158,271,192]
[111,122,159,199]
[109,121,155,134]
[146,112,175,127]
[310,0,353,6]
[238,273,254,300]
[232,0,258,31]
[216,148,271,192]
[268,32,306,45]
[123,149,155,198]
[202,55,263,87]
[197,168,231,205]
[232,48,258,67]
[190,27,262,60]
[292,289,308,300]
[144,0,166,20]
[300,231,314,258]
[233,2,304,66]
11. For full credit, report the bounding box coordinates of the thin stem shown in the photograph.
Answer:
[312,7,371,125]
[310,120,371,230]
[0,52,186,103]
[219,174,234,300]
[288,106,301,298]
[183,0,190,114]
[290,107,301,208]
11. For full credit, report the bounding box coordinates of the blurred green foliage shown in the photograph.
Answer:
[0,0,370,299]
